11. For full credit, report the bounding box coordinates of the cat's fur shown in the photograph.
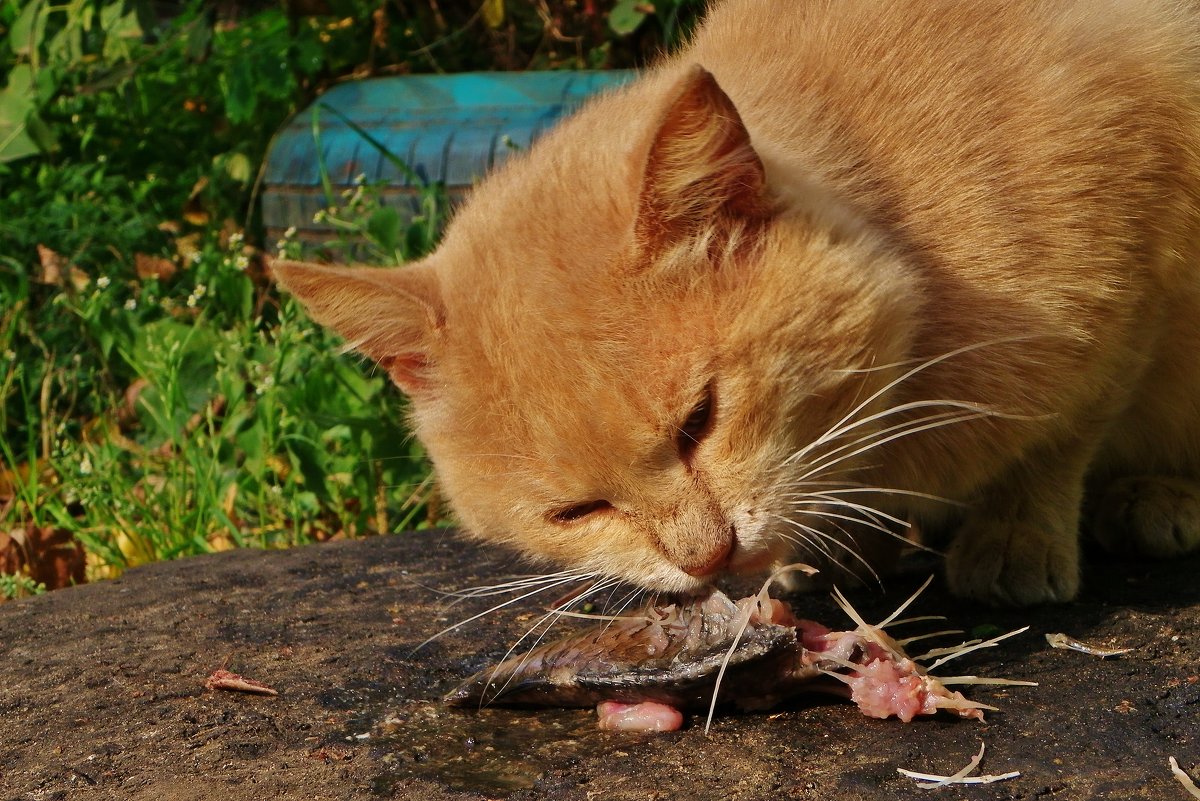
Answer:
[275,0,1200,605]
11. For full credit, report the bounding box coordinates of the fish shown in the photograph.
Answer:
[445,580,1031,728]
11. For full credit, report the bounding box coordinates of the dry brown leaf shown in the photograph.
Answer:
[173,233,203,266]
[135,253,177,282]
[205,669,278,696]
[35,245,67,285]
[0,525,87,591]
[182,176,210,226]
[68,266,91,292]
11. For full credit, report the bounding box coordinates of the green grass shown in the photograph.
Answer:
[1,198,446,586]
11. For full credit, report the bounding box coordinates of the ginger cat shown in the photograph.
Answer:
[275,0,1200,606]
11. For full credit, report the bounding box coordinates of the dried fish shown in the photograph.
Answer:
[445,578,1033,727]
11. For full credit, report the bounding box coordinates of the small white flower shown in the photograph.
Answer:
[190,251,202,265]
[229,232,244,247]
[313,210,326,223]
[277,248,287,260]
[186,294,198,308]
[79,455,93,475]
[354,173,367,185]
[193,284,207,298]
[3,349,15,360]
[284,226,297,238]
[124,298,137,311]
[97,276,111,289]
[234,254,250,271]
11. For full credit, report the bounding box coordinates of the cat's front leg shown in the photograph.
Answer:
[944,438,1091,606]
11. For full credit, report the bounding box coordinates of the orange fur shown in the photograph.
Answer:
[275,0,1200,605]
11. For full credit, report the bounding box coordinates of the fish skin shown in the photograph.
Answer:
[443,592,828,710]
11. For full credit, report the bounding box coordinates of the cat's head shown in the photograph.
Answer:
[275,66,920,594]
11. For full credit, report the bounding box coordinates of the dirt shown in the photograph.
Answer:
[0,531,1197,801]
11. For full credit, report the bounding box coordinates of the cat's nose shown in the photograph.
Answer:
[681,529,736,578]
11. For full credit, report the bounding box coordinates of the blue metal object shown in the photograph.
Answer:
[262,71,636,246]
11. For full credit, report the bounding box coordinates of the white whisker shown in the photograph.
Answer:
[410,574,590,653]
[482,577,622,704]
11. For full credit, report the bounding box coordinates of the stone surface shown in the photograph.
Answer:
[0,531,1197,800]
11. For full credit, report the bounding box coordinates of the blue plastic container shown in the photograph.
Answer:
[262,71,636,246]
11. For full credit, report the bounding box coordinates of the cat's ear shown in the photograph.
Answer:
[635,65,769,248]
[271,259,444,396]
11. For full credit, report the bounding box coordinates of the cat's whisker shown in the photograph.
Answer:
[788,403,991,476]
[785,505,906,544]
[831,336,1039,377]
[817,336,1035,448]
[445,569,586,598]
[785,336,1048,479]
[805,507,944,556]
[482,577,623,705]
[803,485,967,508]
[812,519,883,586]
[439,571,593,610]
[598,586,650,637]
[775,530,835,565]
[793,493,910,530]
[410,574,592,653]
[770,516,837,563]
[771,514,880,585]
[795,409,992,485]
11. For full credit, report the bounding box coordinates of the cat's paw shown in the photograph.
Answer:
[945,519,1080,606]
[1091,476,1200,558]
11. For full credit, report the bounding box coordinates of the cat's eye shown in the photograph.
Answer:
[549,499,612,524]
[677,384,715,460]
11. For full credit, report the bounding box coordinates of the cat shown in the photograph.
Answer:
[274,0,1200,606]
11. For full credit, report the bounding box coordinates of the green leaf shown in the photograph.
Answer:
[609,0,648,35]
[0,68,39,163]
[222,151,253,183]
[221,57,256,125]
[184,16,213,62]
[9,0,46,58]
[100,2,143,61]
[366,205,401,254]
[23,111,58,154]
[45,24,84,66]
